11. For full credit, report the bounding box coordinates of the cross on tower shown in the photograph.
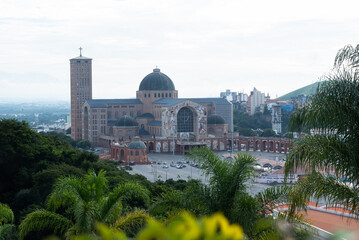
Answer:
[79,47,82,57]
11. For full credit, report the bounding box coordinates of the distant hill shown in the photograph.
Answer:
[278,82,321,100]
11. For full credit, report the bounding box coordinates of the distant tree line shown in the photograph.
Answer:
[233,107,291,137]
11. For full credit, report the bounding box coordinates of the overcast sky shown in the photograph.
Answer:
[1,0,359,102]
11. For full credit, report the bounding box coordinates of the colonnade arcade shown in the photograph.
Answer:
[111,136,292,160]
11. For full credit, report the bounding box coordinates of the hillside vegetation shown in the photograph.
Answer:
[278,81,321,100]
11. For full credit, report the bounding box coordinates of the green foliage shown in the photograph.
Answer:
[137,212,244,240]
[334,44,359,68]
[0,119,103,222]
[0,203,14,225]
[19,170,150,239]
[233,110,271,132]
[0,203,17,240]
[18,210,73,240]
[261,128,276,137]
[286,45,359,216]
[0,223,17,240]
[188,148,256,217]
[76,140,92,150]
[237,127,255,136]
[76,212,244,240]
[278,82,319,100]
[115,210,150,237]
[256,186,291,216]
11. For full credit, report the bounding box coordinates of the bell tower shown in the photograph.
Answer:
[70,47,92,140]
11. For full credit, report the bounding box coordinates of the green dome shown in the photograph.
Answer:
[115,115,138,127]
[207,115,226,125]
[139,68,175,91]
[127,141,146,149]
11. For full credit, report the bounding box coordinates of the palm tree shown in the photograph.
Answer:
[151,148,267,234]
[0,203,17,240]
[19,170,150,239]
[188,148,256,217]
[285,45,359,216]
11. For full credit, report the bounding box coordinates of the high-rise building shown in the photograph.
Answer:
[247,87,265,115]
[70,48,92,140]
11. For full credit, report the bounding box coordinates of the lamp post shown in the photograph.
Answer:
[232,105,234,155]
[172,125,176,156]
[172,136,175,156]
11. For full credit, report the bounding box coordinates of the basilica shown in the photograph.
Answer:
[70,52,233,158]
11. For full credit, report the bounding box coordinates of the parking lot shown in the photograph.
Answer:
[125,150,287,195]
[128,153,208,183]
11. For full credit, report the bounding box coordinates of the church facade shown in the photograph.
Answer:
[70,52,233,154]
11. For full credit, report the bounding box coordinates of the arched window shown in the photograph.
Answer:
[165,93,168,97]
[162,93,164,98]
[154,93,156,97]
[144,93,147,98]
[169,93,172,97]
[177,107,194,132]
[135,151,139,156]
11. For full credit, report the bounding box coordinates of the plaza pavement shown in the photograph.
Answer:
[124,150,288,196]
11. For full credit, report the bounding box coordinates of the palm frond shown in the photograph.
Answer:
[231,193,261,234]
[115,182,150,211]
[289,71,359,136]
[288,172,359,217]
[334,44,359,69]
[188,147,256,214]
[73,200,99,233]
[256,186,293,216]
[47,176,85,211]
[115,210,150,237]
[285,134,358,182]
[0,223,17,240]
[0,203,14,225]
[100,182,149,224]
[148,190,185,217]
[83,169,108,201]
[18,209,73,240]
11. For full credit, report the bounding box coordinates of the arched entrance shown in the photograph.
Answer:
[227,140,232,150]
[149,142,154,152]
